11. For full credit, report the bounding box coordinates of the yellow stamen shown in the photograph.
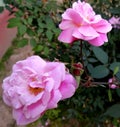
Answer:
[29,86,44,95]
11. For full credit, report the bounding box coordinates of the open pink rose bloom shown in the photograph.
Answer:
[58,0,112,46]
[2,56,77,125]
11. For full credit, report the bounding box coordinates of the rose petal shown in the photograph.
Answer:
[59,20,76,30]
[58,28,77,43]
[13,108,40,125]
[88,33,108,46]
[47,90,62,109]
[60,74,77,100]
[13,55,46,74]
[78,25,99,37]
[92,19,112,33]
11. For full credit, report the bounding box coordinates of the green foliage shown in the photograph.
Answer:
[116,89,120,97]
[110,62,120,80]
[108,89,112,102]
[92,47,108,64]
[17,38,28,47]
[8,18,21,28]
[104,104,120,118]
[91,0,120,17]
[0,7,4,12]
[91,65,109,79]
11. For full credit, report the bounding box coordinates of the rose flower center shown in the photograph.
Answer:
[29,86,44,96]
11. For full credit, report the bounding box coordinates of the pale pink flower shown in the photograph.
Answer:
[58,0,112,46]
[109,16,120,29]
[2,56,77,125]
[108,78,118,89]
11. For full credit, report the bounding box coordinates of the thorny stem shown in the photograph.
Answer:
[81,79,108,85]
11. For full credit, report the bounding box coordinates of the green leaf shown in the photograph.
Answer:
[18,24,27,35]
[91,65,109,79]
[35,45,43,52]
[113,66,119,75]
[116,89,120,97]
[27,28,35,36]
[0,7,4,12]
[30,38,37,47]
[110,62,120,71]
[15,10,23,17]
[16,0,22,3]
[109,7,120,15]
[5,5,12,12]
[116,72,120,81]
[88,58,98,63]
[108,89,112,102]
[52,28,61,36]
[104,104,120,118]
[44,47,49,56]
[8,18,21,28]
[45,17,55,30]
[17,38,28,47]
[27,17,33,24]
[38,19,46,28]
[37,29,43,34]
[75,76,81,86]
[87,64,94,74]
[46,30,53,41]
[110,62,120,77]
[93,47,108,64]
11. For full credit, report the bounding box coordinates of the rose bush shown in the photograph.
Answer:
[2,55,77,125]
[1,0,120,126]
[58,0,112,46]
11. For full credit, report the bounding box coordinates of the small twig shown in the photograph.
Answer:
[80,40,88,78]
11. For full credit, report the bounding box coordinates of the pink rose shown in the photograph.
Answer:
[109,16,120,29]
[58,0,112,46]
[2,56,77,125]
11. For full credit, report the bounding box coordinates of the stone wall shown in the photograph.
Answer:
[0,9,17,59]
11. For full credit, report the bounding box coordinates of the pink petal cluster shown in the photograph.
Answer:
[58,0,112,46]
[108,78,118,89]
[2,56,77,125]
[109,16,120,29]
